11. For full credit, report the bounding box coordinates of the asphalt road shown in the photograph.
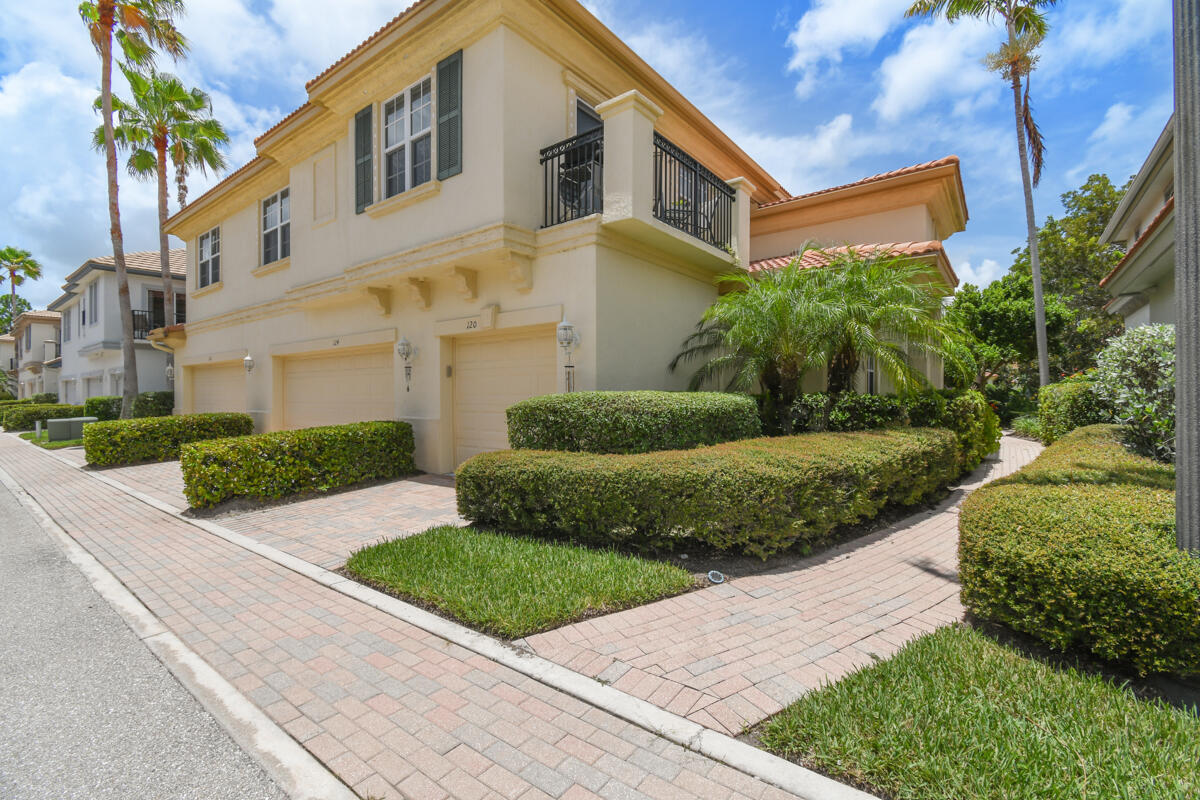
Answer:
[0,479,288,800]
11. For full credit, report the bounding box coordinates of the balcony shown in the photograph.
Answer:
[652,133,734,252]
[541,128,604,228]
[132,309,186,340]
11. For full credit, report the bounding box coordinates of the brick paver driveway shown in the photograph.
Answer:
[520,436,1042,735]
[0,435,802,800]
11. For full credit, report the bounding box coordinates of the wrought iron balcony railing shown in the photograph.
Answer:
[132,309,185,340]
[540,129,604,228]
[652,132,735,252]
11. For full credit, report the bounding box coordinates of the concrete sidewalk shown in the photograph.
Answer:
[0,479,286,800]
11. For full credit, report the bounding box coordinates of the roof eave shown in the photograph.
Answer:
[1101,115,1174,245]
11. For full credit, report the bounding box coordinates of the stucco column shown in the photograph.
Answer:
[596,90,663,226]
[1174,0,1199,552]
[726,177,757,270]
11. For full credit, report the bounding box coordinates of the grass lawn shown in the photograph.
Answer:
[19,431,83,449]
[344,525,695,638]
[759,625,1200,800]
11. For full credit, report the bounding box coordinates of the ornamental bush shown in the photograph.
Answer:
[2,404,86,431]
[180,421,415,508]
[506,391,760,454]
[83,413,253,467]
[0,398,33,407]
[1093,324,1175,461]
[960,425,1197,676]
[30,392,57,404]
[1036,378,1106,444]
[84,396,122,421]
[940,390,1002,473]
[457,428,959,559]
[132,390,174,418]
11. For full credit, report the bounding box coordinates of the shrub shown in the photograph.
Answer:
[1037,378,1106,444]
[30,392,58,404]
[960,425,1198,676]
[1011,415,1041,440]
[181,421,415,508]
[983,381,1036,426]
[132,390,174,418]
[506,391,760,454]
[939,389,1001,472]
[457,428,960,559]
[827,393,908,431]
[83,395,122,421]
[1093,324,1175,461]
[84,413,253,467]
[2,404,86,431]
[0,398,33,407]
[901,390,948,429]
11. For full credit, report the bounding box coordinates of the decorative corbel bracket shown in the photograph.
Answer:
[406,277,431,311]
[451,267,478,302]
[506,254,533,293]
[365,286,392,316]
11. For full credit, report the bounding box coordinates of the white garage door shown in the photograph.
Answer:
[282,346,394,430]
[191,362,247,413]
[453,327,557,465]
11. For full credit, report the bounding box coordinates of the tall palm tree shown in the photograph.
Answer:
[78,0,186,418]
[97,68,226,336]
[906,0,1056,388]
[171,113,227,209]
[671,247,965,429]
[0,247,43,333]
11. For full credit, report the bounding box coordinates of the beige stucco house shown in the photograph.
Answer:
[1,333,15,396]
[1101,116,1175,327]
[11,310,61,399]
[161,0,967,473]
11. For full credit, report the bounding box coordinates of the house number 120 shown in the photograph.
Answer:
[465,320,478,330]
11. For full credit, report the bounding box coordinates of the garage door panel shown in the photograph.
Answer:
[283,347,394,430]
[192,363,247,413]
[453,329,556,465]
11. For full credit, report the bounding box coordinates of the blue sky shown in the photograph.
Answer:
[0,0,1173,309]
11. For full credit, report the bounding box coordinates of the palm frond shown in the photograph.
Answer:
[1022,76,1046,186]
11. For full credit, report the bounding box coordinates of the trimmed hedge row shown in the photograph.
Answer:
[1037,379,1106,444]
[83,413,254,467]
[30,392,57,404]
[959,425,1197,676]
[458,428,960,559]
[84,391,176,422]
[84,395,122,421]
[181,421,416,509]
[507,391,761,454]
[0,398,33,407]
[2,404,86,430]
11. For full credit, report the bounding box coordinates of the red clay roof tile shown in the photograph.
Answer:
[757,156,961,210]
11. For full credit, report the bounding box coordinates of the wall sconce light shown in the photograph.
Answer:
[243,354,255,373]
[557,319,579,392]
[164,363,175,382]
[397,337,414,392]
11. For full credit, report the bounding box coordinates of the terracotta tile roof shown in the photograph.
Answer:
[166,157,272,229]
[15,310,61,324]
[1100,196,1174,288]
[254,102,316,148]
[305,0,434,91]
[89,249,187,278]
[758,156,961,210]
[749,241,948,273]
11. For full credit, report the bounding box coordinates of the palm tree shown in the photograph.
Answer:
[98,68,226,337]
[671,247,965,429]
[906,0,1056,389]
[78,0,186,418]
[0,247,43,333]
[171,113,227,209]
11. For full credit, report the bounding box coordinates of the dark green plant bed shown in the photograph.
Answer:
[19,431,83,450]
[343,525,696,639]
[758,625,1200,800]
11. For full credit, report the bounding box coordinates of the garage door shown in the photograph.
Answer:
[453,327,557,465]
[191,362,247,413]
[282,346,394,430]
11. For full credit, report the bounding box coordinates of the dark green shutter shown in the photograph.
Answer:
[437,50,463,180]
[354,105,373,213]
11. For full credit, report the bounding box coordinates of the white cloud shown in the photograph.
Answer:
[1042,0,1172,77]
[784,0,912,98]
[954,258,1004,288]
[1065,96,1174,186]
[872,17,997,121]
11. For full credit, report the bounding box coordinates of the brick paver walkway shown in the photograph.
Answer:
[0,434,801,800]
[520,436,1043,735]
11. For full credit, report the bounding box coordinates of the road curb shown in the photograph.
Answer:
[0,460,358,800]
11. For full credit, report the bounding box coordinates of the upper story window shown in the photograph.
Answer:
[88,282,99,326]
[577,101,602,135]
[262,189,290,265]
[383,77,433,199]
[63,309,72,342]
[24,326,31,349]
[199,227,220,287]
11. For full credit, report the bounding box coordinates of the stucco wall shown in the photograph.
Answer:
[750,205,936,261]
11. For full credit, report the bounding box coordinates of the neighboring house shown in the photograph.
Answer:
[0,333,15,395]
[162,0,967,473]
[49,250,187,405]
[1101,116,1175,327]
[11,310,61,399]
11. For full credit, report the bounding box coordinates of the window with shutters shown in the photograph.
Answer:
[381,76,433,200]
[437,50,462,180]
[63,308,72,342]
[262,189,290,265]
[198,227,220,287]
[88,282,99,326]
[354,106,373,212]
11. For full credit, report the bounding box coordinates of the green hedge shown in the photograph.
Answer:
[941,390,1002,472]
[959,425,1198,676]
[457,428,959,559]
[0,398,33,407]
[84,395,122,421]
[83,413,254,467]
[30,392,58,404]
[132,390,174,418]
[1037,379,1106,444]
[2,404,86,431]
[181,421,416,508]
[506,391,761,454]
